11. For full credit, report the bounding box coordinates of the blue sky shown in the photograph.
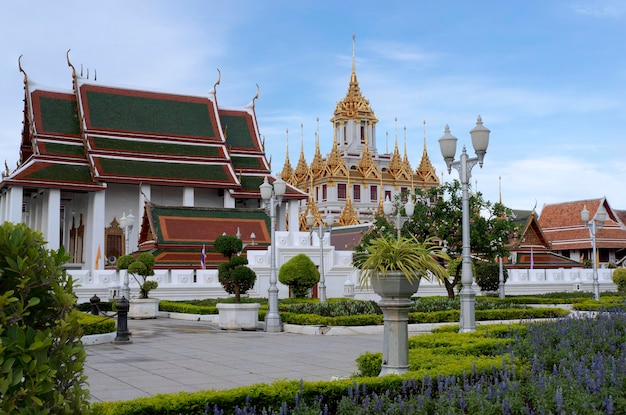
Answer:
[1,0,625,213]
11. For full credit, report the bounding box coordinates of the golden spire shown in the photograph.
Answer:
[325,129,348,181]
[293,124,310,187]
[356,123,380,179]
[338,174,360,225]
[332,35,378,123]
[387,130,403,179]
[416,120,438,184]
[309,118,325,179]
[402,125,412,174]
[281,129,294,184]
[375,174,385,217]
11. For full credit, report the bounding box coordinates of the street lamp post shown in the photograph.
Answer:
[260,176,286,333]
[119,210,135,301]
[306,213,333,303]
[581,204,607,301]
[438,116,490,333]
[383,195,415,238]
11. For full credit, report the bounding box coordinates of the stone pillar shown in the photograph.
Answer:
[378,297,412,375]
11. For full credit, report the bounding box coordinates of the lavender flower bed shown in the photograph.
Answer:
[204,311,626,414]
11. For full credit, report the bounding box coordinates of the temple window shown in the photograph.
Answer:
[338,183,347,200]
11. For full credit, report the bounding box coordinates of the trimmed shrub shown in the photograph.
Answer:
[279,253,320,298]
[76,311,116,335]
[0,222,89,413]
[612,268,626,294]
[214,235,256,301]
[117,252,157,298]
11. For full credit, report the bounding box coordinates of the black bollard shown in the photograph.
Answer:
[90,294,101,315]
[112,296,132,344]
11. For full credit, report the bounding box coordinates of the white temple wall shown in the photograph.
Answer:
[70,231,619,304]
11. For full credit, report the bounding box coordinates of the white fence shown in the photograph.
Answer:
[70,265,618,305]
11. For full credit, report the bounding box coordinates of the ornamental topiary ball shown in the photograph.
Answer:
[279,253,320,298]
[612,268,626,294]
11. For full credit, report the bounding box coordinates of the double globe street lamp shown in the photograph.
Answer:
[119,210,135,301]
[306,212,334,303]
[438,116,490,333]
[581,203,607,300]
[259,176,287,332]
[383,195,415,239]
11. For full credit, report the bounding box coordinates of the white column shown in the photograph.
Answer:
[5,186,23,224]
[44,189,61,250]
[223,190,235,208]
[85,191,106,272]
[138,183,151,228]
[183,187,194,207]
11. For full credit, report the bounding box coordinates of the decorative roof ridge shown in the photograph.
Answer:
[78,79,218,103]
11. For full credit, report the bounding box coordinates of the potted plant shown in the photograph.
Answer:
[117,252,159,319]
[355,234,449,376]
[356,235,449,294]
[214,235,259,330]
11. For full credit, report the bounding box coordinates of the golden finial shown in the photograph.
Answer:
[251,83,260,108]
[66,49,76,79]
[18,55,28,85]
[214,68,221,92]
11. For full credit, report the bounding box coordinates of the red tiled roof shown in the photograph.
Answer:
[539,198,626,250]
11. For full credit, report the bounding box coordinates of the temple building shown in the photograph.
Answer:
[0,54,306,271]
[281,37,440,230]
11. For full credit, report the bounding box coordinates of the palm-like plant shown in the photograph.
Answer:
[356,235,449,287]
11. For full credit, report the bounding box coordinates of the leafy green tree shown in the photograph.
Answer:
[117,252,157,298]
[474,261,508,292]
[0,222,90,414]
[214,235,256,301]
[279,254,320,298]
[363,180,518,299]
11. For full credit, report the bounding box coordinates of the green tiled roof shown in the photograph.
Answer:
[25,164,94,183]
[86,91,215,138]
[91,136,221,157]
[38,96,80,136]
[221,114,255,149]
[95,158,232,182]
[231,156,264,169]
[41,142,85,158]
[239,175,265,191]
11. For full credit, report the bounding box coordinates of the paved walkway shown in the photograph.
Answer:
[84,318,383,402]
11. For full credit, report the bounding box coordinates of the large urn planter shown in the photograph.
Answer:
[217,303,261,331]
[356,235,449,377]
[128,298,160,319]
[372,271,421,376]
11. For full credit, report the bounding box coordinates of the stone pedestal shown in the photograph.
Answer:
[217,303,261,330]
[372,271,420,376]
[129,298,160,319]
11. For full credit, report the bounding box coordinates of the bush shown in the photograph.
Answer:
[474,261,507,292]
[279,253,320,298]
[214,235,256,301]
[0,222,90,413]
[612,268,626,294]
[76,311,116,335]
[117,252,157,298]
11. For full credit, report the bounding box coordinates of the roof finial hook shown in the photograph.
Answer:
[66,49,76,79]
[252,83,260,106]
[18,55,28,85]
[213,68,221,91]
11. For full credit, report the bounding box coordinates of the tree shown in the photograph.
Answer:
[117,252,158,298]
[279,254,320,298]
[0,222,90,413]
[214,235,256,301]
[474,261,508,292]
[394,180,517,299]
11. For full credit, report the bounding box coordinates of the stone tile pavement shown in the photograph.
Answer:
[84,318,384,402]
